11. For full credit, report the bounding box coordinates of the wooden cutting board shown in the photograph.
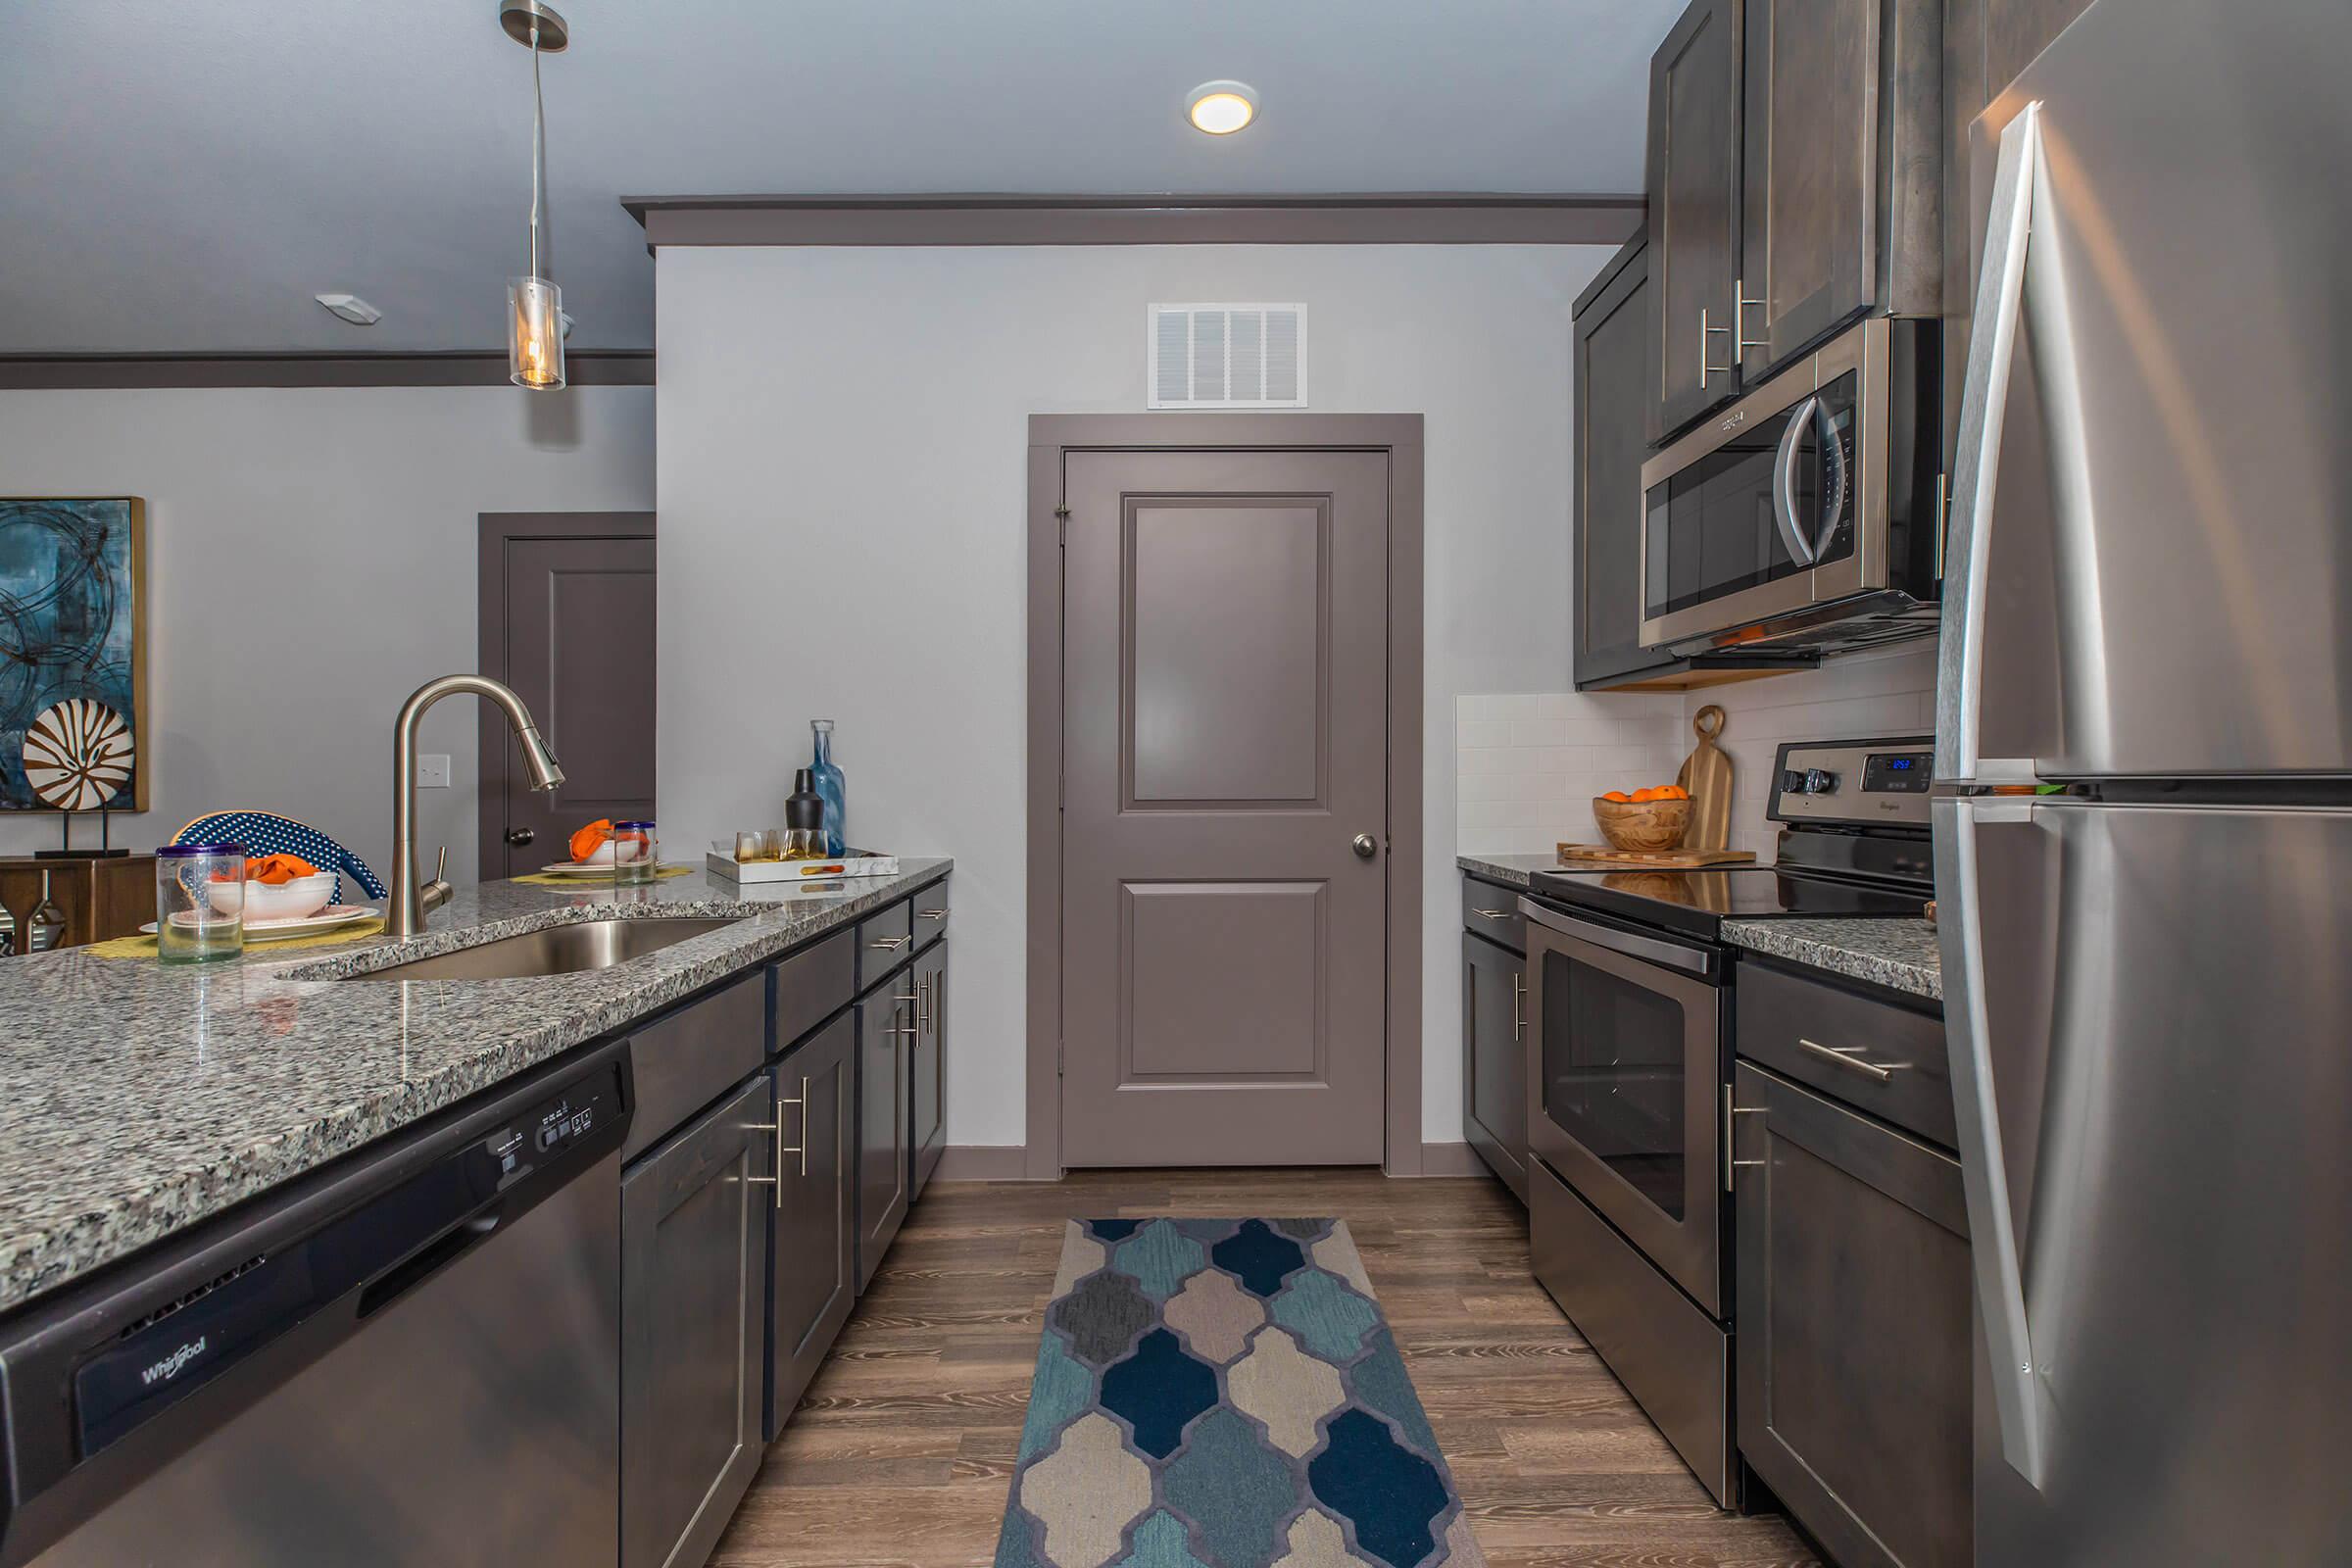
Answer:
[1676,704,1735,854]
[1554,844,1758,867]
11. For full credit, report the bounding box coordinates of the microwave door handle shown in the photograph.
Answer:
[1810,397,1848,560]
[1936,102,2041,786]
[1771,395,1821,567]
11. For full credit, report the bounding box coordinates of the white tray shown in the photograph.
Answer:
[707,848,901,882]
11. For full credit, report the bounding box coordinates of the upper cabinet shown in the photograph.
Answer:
[1644,0,1942,443]
[1644,0,1744,442]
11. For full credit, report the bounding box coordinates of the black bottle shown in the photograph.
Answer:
[783,768,826,859]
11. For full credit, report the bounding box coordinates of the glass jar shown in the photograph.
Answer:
[157,843,246,963]
[611,820,658,884]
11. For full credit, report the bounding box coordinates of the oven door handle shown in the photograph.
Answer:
[1771,394,1822,567]
[1517,898,1717,979]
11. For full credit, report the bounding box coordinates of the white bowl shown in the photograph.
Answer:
[209,870,336,922]
[573,838,618,865]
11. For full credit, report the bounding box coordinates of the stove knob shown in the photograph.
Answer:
[1802,768,1839,795]
[1780,769,1807,795]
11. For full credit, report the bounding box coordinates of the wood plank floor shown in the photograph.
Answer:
[712,1170,1821,1568]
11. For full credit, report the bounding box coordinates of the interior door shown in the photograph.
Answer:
[1059,446,1389,1166]
[1646,0,1744,440]
[477,513,656,879]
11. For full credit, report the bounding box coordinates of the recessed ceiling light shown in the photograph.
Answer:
[315,293,382,325]
[1187,80,1258,136]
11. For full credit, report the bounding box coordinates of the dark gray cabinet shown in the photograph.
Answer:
[1740,0,1941,378]
[1575,236,1673,690]
[855,984,913,1294]
[765,1012,856,1440]
[1460,926,1527,1201]
[1732,1058,1972,1568]
[1645,0,1744,441]
[910,939,948,1200]
[621,1073,770,1568]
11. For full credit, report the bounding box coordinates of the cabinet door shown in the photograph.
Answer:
[1646,0,1744,440]
[855,991,911,1294]
[1742,0,1940,377]
[1733,1062,1972,1568]
[1460,931,1528,1201]
[1574,238,1680,689]
[910,940,948,1200]
[767,1012,856,1441]
[621,1074,769,1568]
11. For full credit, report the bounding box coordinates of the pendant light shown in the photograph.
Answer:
[501,0,568,390]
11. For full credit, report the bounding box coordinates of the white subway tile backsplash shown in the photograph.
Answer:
[1456,690,1686,853]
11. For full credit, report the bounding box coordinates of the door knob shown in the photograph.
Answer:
[504,827,535,846]
[1351,833,1378,859]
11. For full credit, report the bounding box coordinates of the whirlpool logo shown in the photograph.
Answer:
[140,1337,207,1388]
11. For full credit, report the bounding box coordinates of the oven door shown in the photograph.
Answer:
[1640,321,1883,651]
[1520,898,1727,1316]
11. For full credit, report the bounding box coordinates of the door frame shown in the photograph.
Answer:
[475,511,657,878]
[1025,414,1425,1179]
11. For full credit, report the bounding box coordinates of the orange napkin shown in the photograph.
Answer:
[568,819,614,862]
[210,853,318,884]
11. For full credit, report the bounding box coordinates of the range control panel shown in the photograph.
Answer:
[1770,737,1935,826]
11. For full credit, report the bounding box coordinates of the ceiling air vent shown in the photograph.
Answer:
[1149,304,1305,409]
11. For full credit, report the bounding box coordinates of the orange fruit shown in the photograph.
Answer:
[1602,790,1631,804]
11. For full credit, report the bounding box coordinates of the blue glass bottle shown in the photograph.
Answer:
[809,718,847,856]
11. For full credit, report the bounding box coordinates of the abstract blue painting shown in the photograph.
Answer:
[0,499,146,811]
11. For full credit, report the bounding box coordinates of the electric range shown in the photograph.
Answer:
[1517,735,1934,1507]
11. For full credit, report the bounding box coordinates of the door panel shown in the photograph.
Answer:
[479,514,656,880]
[855,993,910,1291]
[1938,797,2352,1564]
[1576,238,1678,688]
[1741,0,1877,372]
[1061,447,1389,1167]
[768,1014,855,1440]
[621,1075,766,1568]
[1461,930,1528,1200]
[1735,1062,1971,1568]
[1646,0,1743,440]
[911,941,947,1197]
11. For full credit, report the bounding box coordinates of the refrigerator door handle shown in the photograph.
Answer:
[1935,796,2048,1488]
[1771,395,1822,567]
[1936,103,2042,786]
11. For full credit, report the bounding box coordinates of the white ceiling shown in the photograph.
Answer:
[0,1,1676,355]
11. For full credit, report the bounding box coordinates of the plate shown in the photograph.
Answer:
[141,906,381,943]
[537,859,655,878]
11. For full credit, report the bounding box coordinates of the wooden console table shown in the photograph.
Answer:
[0,856,156,953]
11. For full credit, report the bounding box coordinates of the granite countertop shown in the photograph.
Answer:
[0,858,951,1317]
[1724,916,1941,1002]
[1455,853,1563,888]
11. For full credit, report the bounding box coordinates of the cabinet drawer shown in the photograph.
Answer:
[855,899,915,991]
[623,971,768,1161]
[908,878,951,952]
[1736,960,1952,1147]
[771,930,854,1051]
[1459,876,1526,954]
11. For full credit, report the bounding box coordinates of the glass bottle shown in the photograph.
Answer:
[809,719,847,857]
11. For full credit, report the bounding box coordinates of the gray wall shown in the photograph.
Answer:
[656,242,1611,1150]
[0,385,656,879]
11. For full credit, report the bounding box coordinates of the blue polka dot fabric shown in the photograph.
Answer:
[171,812,388,905]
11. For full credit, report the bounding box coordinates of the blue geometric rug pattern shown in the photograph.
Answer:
[993,1219,1486,1568]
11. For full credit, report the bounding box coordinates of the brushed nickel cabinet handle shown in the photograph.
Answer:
[1471,907,1512,920]
[869,935,910,952]
[1512,973,1526,1043]
[1701,306,1737,385]
[1725,1091,1768,1190]
[1735,278,1769,352]
[1797,1036,1897,1083]
[916,907,949,920]
[748,1075,812,1197]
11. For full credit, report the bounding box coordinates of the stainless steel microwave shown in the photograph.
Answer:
[1639,318,1942,655]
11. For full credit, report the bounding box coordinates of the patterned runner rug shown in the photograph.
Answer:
[993,1218,1485,1568]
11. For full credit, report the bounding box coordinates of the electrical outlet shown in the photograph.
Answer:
[416,754,453,790]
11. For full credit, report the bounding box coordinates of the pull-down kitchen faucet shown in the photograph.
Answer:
[390,674,564,940]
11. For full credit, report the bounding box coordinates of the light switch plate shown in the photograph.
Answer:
[416,754,452,790]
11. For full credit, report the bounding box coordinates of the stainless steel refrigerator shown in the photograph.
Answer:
[1934,0,2352,1560]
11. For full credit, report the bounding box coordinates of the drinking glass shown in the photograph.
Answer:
[157,843,246,963]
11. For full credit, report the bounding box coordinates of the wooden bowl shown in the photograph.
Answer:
[1592,796,1691,854]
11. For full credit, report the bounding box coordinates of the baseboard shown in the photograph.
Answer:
[933,1145,1036,1181]
[1415,1141,1491,1177]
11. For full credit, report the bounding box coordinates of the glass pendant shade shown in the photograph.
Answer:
[508,275,565,390]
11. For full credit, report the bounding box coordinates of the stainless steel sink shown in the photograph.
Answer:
[339,916,746,981]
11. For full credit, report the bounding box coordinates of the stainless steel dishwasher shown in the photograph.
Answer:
[0,1039,632,1567]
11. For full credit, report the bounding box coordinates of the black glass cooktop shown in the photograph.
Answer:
[1526,863,1931,941]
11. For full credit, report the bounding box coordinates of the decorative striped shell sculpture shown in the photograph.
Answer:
[23,698,134,811]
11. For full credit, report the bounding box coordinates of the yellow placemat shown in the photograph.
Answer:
[86,917,388,960]
[513,864,700,888]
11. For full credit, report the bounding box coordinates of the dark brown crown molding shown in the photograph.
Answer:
[0,351,655,390]
[620,191,1644,249]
